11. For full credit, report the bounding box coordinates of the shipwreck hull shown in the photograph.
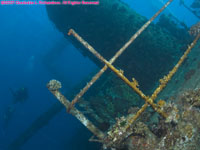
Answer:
[45,0,190,92]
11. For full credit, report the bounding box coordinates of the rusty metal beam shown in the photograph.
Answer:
[47,80,105,140]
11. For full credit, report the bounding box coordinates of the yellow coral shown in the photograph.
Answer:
[157,100,166,107]
[131,78,139,87]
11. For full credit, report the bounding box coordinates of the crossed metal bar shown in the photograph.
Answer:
[68,28,167,118]
[67,25,200,120]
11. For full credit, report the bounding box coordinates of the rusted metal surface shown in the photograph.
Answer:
[47,80,105,140]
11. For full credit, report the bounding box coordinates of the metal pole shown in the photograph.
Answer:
[47,80,105,140]
[124,33,200,131]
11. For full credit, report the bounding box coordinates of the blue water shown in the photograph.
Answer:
[0,0,198,149]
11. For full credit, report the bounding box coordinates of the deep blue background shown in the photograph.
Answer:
[0,0,198,149]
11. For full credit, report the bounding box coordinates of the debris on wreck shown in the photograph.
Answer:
[121,88,200,150]
[189,22,200,36]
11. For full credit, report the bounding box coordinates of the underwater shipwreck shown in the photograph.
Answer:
[9,0,200,150]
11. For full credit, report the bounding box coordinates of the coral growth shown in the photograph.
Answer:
[181,89,200,108]
[116,89,200,150]
[189,22,200,36]
[47,79,62,91]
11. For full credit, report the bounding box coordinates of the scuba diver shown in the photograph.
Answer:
[3,87,29,128]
